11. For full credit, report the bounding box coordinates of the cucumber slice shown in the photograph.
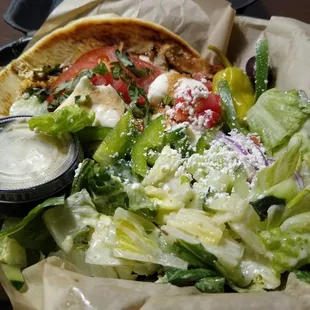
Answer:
[254,39,269,101]
[1,264,25,291]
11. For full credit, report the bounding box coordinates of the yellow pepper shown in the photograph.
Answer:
[209,45,255,122]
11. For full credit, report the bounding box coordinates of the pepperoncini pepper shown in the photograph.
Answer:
[209,45,255,122]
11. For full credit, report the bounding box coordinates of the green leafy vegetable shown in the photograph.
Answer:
[195,276,225,293]
[114,50,153,78]
[0,238,27,267]
[247,89,310,151]
[254,40,269,101]
[250,196,285,221]
[87,167,129,216]
[253,140,301,195]
[172,240,217,268]
[165,268,218,286]
[0,196,64,240]
[43,190,98,253]
[125,183,157,220]
[29,105,95,135]
[294,270,310,284]
[92,62,109,76]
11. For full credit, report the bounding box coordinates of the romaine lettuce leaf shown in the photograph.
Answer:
[43,190,99,253]
[260,227,310,273]
[112,208,187,269]
[29,105,95,135]
[247,89,310,151]
[0,237,27,267]
[238,247,281,290]
[85,214,159,277]
[142,145,181,187]
[125,183,157,220]
[252,140,301,195]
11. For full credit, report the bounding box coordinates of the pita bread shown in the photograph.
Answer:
[0,16,211,116]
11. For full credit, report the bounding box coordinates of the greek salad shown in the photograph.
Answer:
[1,40,310,293]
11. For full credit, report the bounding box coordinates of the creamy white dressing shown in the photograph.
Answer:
[56,77,125,128]
[0,119,75,190]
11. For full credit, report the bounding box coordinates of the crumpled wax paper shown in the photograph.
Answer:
[1,0,310,309]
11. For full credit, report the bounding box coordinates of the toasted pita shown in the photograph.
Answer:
[0,16,211,116]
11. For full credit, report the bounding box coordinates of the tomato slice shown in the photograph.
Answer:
[50,47,161,105]
[50,46,117,91]
[131,56,161,92]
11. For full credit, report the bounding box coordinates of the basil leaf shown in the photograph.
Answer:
[92,62,109,76]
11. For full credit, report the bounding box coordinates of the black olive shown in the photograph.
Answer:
[245,56,273,88]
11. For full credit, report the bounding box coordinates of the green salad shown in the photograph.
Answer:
[1,40,310,294]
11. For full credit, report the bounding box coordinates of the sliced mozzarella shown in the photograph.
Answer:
[56,76,125,128]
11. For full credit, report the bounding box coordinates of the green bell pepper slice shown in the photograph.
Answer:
[93,111,135,166]
[132,115,166,176]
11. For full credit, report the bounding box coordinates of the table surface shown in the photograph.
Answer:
[1,0,310,46]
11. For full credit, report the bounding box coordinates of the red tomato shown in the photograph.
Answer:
[194,93,221,115]
[50,46,117,91]
[90,73,113,86]
[172,89,221,128]
[130,56,161,91]
[192,72,213,91]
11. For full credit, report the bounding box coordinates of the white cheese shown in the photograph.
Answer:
[56,76,125,128]
[147,73,170,106]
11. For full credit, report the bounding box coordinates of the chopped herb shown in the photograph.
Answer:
[130,67,153,78]
[111,62,124,80]
[53,70,94,95]
[114,49,153,78]
[92,62,109,76]
[163,95,174,106]
[115,50,134,67]
[75,94,91,106]
[47,94,69,112]
[25,87,49,103]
